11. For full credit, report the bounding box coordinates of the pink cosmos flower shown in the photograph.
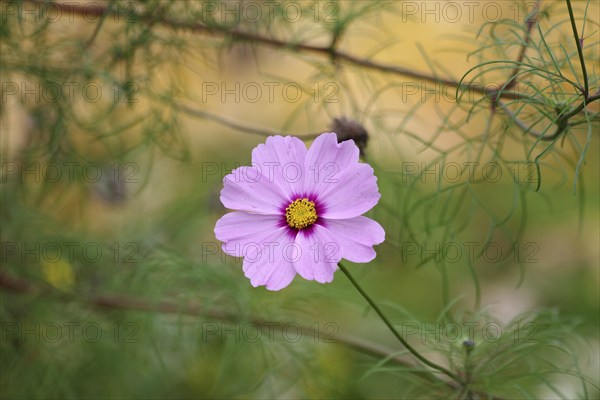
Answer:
[214,132,385,290]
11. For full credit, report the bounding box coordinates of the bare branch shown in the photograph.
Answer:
[28,0,525,101]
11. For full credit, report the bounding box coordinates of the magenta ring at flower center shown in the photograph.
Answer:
[279,193,326,235]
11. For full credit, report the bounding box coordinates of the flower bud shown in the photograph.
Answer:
[331,117,368,157]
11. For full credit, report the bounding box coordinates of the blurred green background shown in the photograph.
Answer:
[1,1,598,398]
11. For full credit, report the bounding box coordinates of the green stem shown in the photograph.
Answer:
[338,262,463,384]
[566,0,589,97]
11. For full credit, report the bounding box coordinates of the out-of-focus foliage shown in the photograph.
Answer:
[1,1,598,399]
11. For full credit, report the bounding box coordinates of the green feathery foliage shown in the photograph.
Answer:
[1,1,598,399]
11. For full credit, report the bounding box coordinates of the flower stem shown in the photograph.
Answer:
[565,0,589,97]
[338,261,463,384]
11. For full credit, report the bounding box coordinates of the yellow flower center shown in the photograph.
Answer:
[285,198,317,229]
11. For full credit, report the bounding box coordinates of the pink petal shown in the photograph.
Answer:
[323,216,385,263]
[293,224,341,283]
[252,136,307,197]
[318,163,381,219]
[214,212,284,257]
[241,227,297,290]
[220,166,287,214]
[303,133,359,196]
